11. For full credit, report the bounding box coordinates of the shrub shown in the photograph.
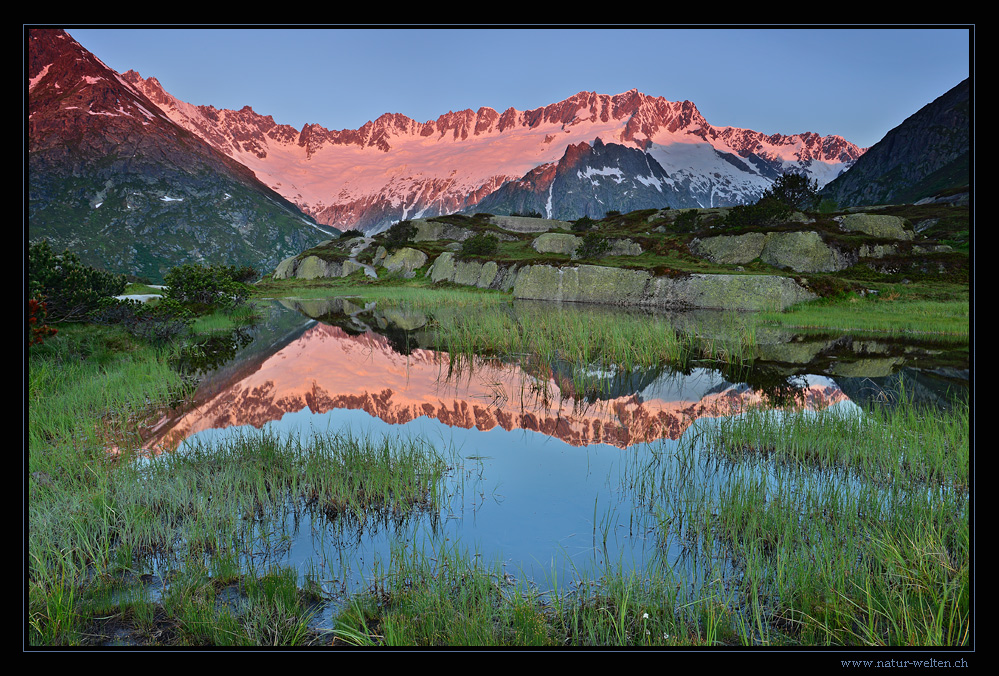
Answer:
[723,197,793,228]
[339,229,365,239]
[230,265,259,284]
[817,199,838,214]
[577,232,610,259]
[765,171,820,212]
[752,196,794,224]
[28,240,127,323]
[27,296,58,347]
[672,210,700,233]
[571,216,596,233]
[383,220,417,249]
[460,233,500,257]
[89,297,194,345]
[164,263,250,312]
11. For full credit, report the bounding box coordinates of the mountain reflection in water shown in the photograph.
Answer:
[143,320,850,454]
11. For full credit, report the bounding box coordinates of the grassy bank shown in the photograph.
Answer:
[759,281,969,338]
[27,319,453,645]
[28,278,970,647]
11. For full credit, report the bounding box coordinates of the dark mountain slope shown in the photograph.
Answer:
[27,29,336,281]
[820,78,970,208]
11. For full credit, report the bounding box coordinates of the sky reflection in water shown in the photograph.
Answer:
[142,299,961,620]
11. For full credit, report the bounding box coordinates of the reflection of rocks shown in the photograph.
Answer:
[834,367,969,410]
[826,356,905,378]
[378,307,428,331]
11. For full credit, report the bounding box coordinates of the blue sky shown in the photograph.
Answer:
[63,26,971,149]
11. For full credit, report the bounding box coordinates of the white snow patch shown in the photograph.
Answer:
[579,166,626,185]
[29,64,51,91]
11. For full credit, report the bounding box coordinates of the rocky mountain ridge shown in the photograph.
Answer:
[122,72,866,233]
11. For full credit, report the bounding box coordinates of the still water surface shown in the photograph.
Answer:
[142,297,969,623]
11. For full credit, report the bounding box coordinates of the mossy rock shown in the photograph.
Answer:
[607,238,644,256]
[382,247,428,277]
[513,264,817,311]
[688,233,766,264]
[429,252,517,290]
[490,215,572,233]
[513,264,650,305]
[532,233,582,256]
[412,219,475,242]
[648,273,818,311]
[295,255,341,279]
[838,213,913,240]
[760,231,850,273]
[273,255,299,279]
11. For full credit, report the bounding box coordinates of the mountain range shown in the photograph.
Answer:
[27,28,969,280]
[123,71,866,233]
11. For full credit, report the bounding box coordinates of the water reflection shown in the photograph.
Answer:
[140,297,968,622]
[147,297,967,453]
[146,315,853,454]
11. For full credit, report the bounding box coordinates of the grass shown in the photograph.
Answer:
[28,275,970,647]
[761,286,970,338]
[28,318,454,646]
[688,391,971,646]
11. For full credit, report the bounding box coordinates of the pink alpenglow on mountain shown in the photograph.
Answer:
[122,74,866,233]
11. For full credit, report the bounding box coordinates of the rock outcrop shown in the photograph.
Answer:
[836,213,913,240]
[531,233,644,259]
[428,252,519,290]
[489,215,572,233]
[532,233,583,256]
[512,264,816,311]
[411,218,476,242]
[687,213,920,273]
[382,247,428,278]
[273,254,368,280]
[759,231,850,273]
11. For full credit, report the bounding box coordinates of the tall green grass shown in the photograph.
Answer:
[762,294,969,338]
[677,390,971,646]
[28,319,456,646]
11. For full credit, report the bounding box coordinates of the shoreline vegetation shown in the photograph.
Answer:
[27,202,970,649]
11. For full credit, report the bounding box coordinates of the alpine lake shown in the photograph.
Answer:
[127,290,969,645]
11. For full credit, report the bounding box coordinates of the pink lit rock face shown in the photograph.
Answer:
[143,323,849,454]
[122,73,865,232]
